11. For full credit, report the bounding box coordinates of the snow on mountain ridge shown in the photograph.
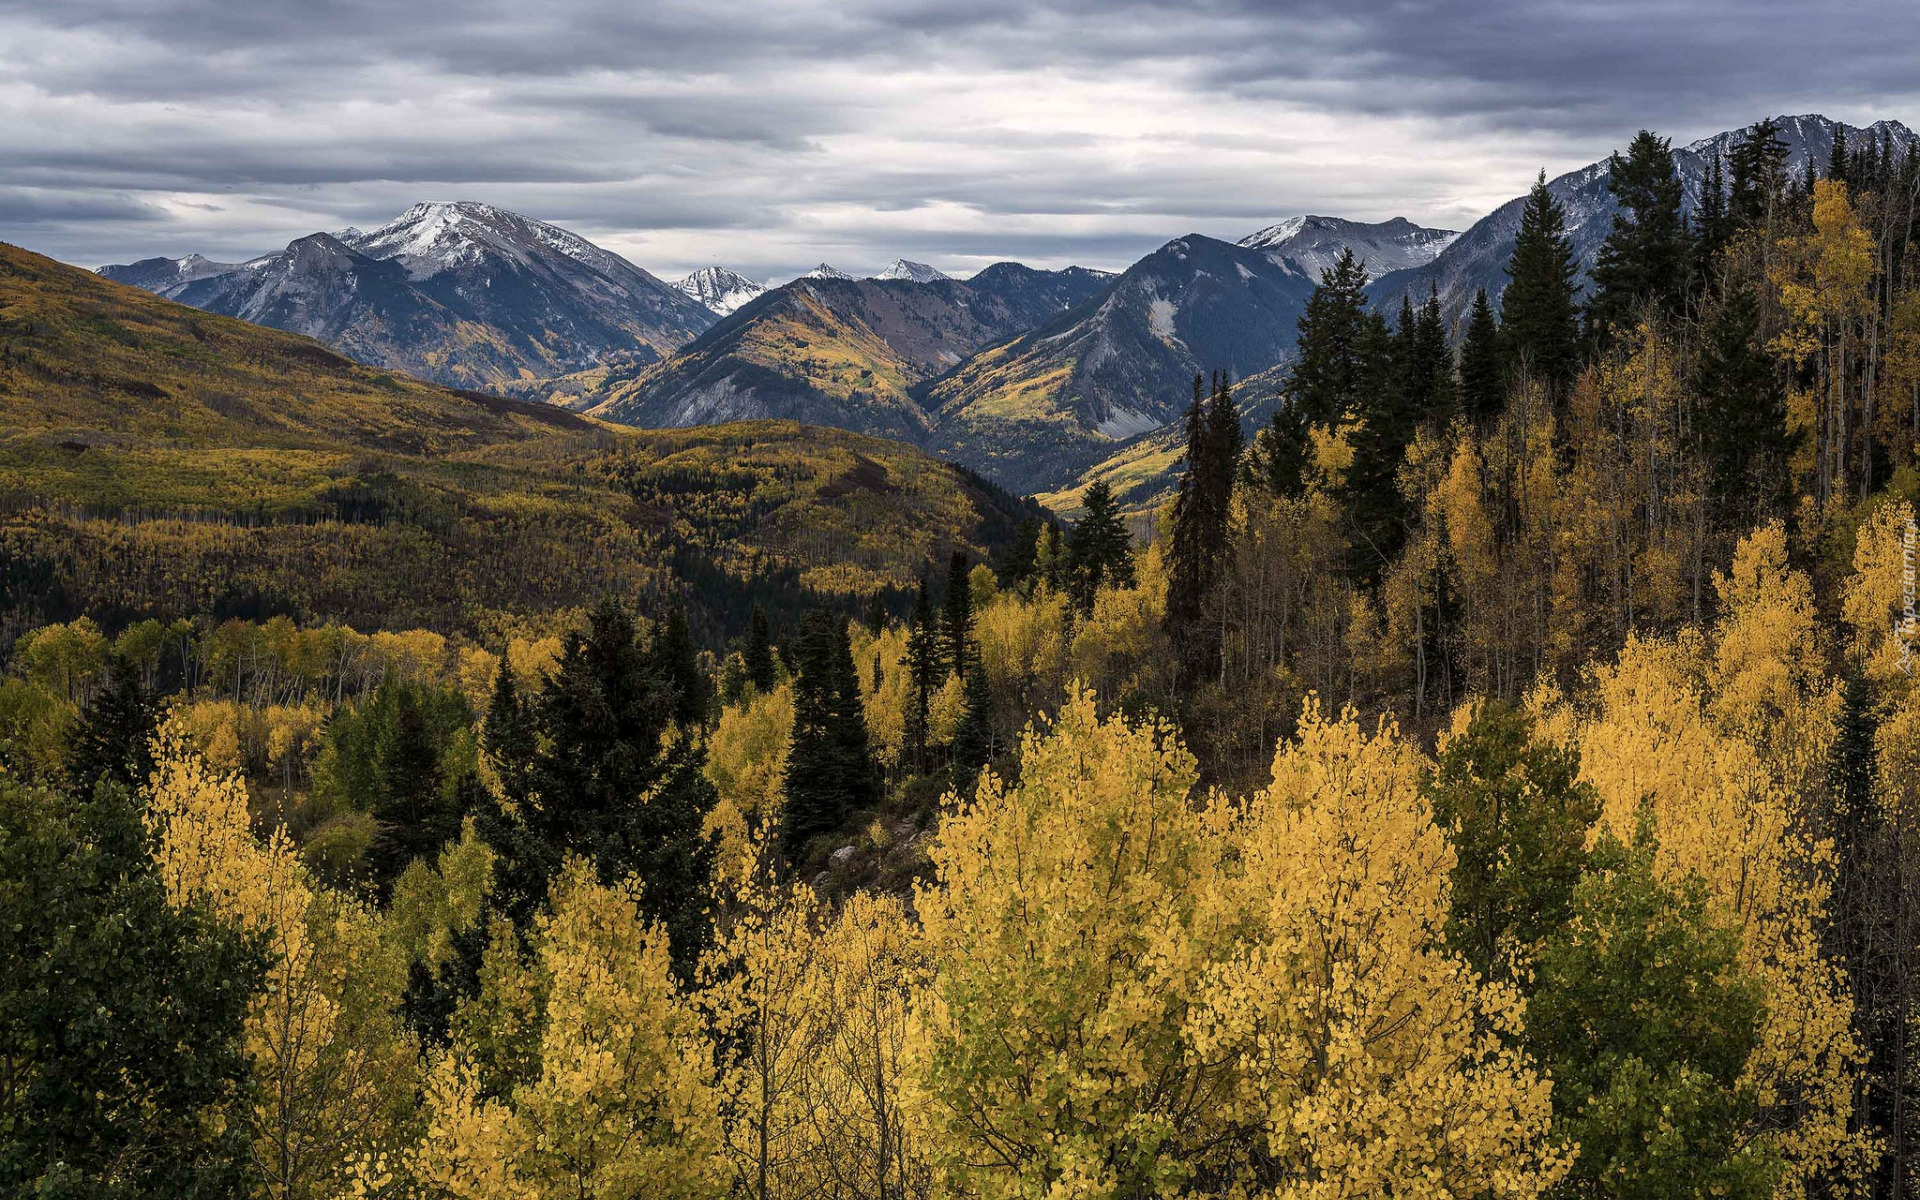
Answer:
[874,259,951,283]
[675,266,767,315]
[1238,215,1460,280]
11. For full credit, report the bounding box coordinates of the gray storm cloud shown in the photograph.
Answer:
[2,0,1915,279]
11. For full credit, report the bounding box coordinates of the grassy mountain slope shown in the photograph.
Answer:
[0,242,1038,639]
[925,236,1313,494]
[529,267,1112,445]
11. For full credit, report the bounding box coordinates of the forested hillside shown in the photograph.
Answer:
[0,243,1040,641]
[8,115,1920,1200]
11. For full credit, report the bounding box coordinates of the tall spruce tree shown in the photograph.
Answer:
[1828,127,1851,186]
[1587,130,1693,344]
[1166,372,1242,685]
[1066,480,1134,612]
[482,655,535,799]
[1502,170,1583,392]
[1406,283,1455,429]
[1729,118,1789,231]
[655,603,713,727]
[948,638,994,797]
[1260,400,1314,498]
[1457,287,1506,424]
[1694,280,1794,525]
[902,580,941,773]
[1343,306,1418,585]
[1283,248,1372,427]
[783,610,880,862]
[942,550,974,680]
[494,597,718,975]
[65,662,157,793]
[1693,152,1732,287]
[743,603,777,693]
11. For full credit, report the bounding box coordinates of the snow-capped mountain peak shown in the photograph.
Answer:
[674,266,767,316]
[1238,215,1460,280]
[804,263,854,280]
[341,200,640,282]
[874,259,950,283]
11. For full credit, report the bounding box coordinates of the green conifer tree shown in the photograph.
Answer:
[1457,287,1506,424]
[783,610,880,862]
[744,603,777,693]
[1502,171,1583,392]
[1283,248,1372,427]
[1587,130,1694,345]
[1065,480,1135,612]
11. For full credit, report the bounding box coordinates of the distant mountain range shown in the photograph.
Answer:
[530,263,1114,445]
[92,114,1916,505]
[100,202,716,390]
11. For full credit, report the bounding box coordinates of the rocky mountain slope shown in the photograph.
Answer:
[1373,114,1919,323]
[531,264,1112,444]
[99,202,716,390]
[921,235,1317,492]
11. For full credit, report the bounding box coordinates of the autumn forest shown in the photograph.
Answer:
[8,116,1920,1200]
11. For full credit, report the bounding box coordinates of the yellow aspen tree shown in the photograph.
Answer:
[1707,521,1841,799]
[418,858,725,1199]
[1189,700,1567,1200]
[1539,635,1867,1197]
[698,842,830,1200]
[704,680,795,876]
[144,723,421,1200]
[911,690,1237,1200]
[803,890,931,1200]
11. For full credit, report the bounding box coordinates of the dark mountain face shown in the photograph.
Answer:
[98,202,716,390]
[1373,114,1919,325]
[538,266,1113,444]
[921,235,1319,493]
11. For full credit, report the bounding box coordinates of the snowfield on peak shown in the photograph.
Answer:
[1239,215,1460,280]
[674,266,768,315]
[874,259,950,283]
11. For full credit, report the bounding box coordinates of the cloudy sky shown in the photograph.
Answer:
[3,0,1915,282]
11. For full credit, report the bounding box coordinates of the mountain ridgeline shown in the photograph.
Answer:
[91,114,1914,504]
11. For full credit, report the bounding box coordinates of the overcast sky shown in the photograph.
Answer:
[3,0,1916,282]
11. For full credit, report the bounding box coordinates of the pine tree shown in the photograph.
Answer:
[655,603,713,727]
[903,581,941,773]
[1828,127,1851,187]
[783,610,880,862]
[1343,307,1416,585]
[1166,372,1242,685]
[744,604,777,693]
[1260,400,1313,498]
[507,598,718,975]
[1408,283,1455,428]
[368,680,452,888]
[1283,248,1372,427]
[1502,170,1583,391]
[483,655,535,796]
[0,775,264,1197]
[942,550,974,680]
[1694,279,1794,525]
[1693,152,1732,286]
[1587,130,1693,345]
[1457,287,1505,424]
[1065,480,1134,612]
[65,662,156,792]
[1729,118,1789,231]
[948,639,994,796]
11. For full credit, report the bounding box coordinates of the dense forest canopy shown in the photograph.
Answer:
[6,119,1920,1200]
